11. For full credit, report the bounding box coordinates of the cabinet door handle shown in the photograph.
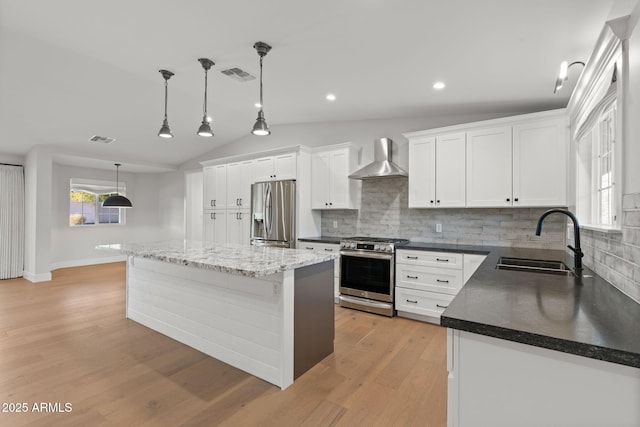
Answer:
[210,200,214,207]
[406,299,418,304]
[239,198,242,206]
[514,197,519,202]
[210,212,214,220]
[430,200,434,204]
[406,275,419,279]
[305,246,314,250]
[436,258,449,262]
[324,248,334,252]
[437,200,440,204]
[213,199,216,207]
[236,198,240,206]
[329,202,333,206]
[325,202,329,206]
[407,256,419,260]
[506,198,510,202]
[436,304,448,309]
[436,279,449,283]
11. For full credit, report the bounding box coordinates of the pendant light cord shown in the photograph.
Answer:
[203,68,208,117]
[164,79,169,120]
[259,55,264,109]
[116,164,120,196]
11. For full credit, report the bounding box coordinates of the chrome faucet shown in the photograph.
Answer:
[535,209,583,270]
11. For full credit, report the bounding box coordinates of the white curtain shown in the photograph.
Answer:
[0,165,25,279]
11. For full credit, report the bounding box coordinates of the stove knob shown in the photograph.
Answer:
[340,242,345,249]
[374,244,380,251]
[350,243,356,249]
[385,245,393,252]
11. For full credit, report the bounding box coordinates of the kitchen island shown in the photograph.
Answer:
[401,244,640,427]
[97,240,338,390]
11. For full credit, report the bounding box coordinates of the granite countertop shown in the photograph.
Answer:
[97,240,339,278]
[404,244,640,369]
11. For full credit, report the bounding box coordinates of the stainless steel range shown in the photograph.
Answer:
[338,237,409,317]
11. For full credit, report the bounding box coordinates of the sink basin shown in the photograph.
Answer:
[496,257,574,276]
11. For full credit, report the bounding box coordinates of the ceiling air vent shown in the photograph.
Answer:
[89,135,115,144]
[220,67,255,82]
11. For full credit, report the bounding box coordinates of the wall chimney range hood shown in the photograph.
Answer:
[349,138,408,180]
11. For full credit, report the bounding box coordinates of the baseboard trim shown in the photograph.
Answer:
[50,255,126,271]
[22,270,52,283]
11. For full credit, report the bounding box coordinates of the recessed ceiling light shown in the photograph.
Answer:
[433,81,445,90]
[326,94,336,101]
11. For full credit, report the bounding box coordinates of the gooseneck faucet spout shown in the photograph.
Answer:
[535,209,583,270]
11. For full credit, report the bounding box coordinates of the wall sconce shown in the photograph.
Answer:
[554,61,585,93]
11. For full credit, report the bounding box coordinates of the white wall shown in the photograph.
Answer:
[24,147,52,281]
[50,163,182,269]
[0,152,24,165]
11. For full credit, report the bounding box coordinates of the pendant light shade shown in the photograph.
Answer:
[252,41,272,136]
[103,163,133,208]
[158,69,174,138]
[197,58,215,137]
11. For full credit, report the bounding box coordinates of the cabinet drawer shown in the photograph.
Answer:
[395,287,454,318]
[298,242,339,253]
[396,264,463,295]
[298,242,340,278]
[396,250,463,269]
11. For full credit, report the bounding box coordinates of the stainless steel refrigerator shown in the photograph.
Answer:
[250,180,296,248]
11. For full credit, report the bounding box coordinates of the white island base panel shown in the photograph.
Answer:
[126,256,301,389]
[447,329,640,427]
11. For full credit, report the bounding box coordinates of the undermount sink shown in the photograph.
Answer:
[496,257,575,276]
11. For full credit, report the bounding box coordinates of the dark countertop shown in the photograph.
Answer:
[297,237,640,368]
[419,244,640,369]
[298,236,343,245]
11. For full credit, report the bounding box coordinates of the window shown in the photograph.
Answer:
[596,107,615,226]
[576,94,620,230]
[69,179,126,226]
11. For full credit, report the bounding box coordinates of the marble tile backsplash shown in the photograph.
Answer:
[320,177,566,249]
[580,193,640,304]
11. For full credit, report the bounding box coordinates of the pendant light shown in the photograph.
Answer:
[197,58,215,137]
[102,163,133,208]
[252,41,272,136]
[158,69,175,138]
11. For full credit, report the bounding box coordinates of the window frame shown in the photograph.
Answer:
[69,179,127,227]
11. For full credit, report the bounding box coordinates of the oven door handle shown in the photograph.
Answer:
[340,251,393,261]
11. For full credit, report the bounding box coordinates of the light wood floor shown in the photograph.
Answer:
[0,262,447,427]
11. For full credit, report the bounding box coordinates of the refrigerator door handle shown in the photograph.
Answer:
[265,183,273,237]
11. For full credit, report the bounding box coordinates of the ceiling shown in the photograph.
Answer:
[0,0,614,172]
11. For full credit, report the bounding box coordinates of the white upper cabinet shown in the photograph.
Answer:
[311,144,360,210]
[405,109,568,209]
[466,126,513,207]
[203,164,228,210]
[408,137,435,207]
[254,152,297,182]
[408,132,465,208]
[512,118,566,206]
[226,159,255,209]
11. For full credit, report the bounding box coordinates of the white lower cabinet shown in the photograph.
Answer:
[396,287,454,319]
[298,241,340,302]
[226,210,251,245]
[447,329,640,427]
[395,249,486,324]
[203,210,227,244]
